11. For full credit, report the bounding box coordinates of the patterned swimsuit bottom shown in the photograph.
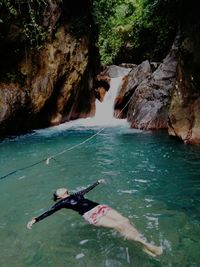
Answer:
[83,205,111,225]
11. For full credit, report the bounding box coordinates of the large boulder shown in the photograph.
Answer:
[114,60,151,118]
[115,39,178,129]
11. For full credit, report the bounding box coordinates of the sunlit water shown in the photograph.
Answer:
[0,122,200,267]
[0,75,200,267]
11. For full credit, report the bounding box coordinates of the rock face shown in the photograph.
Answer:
[114,61,150,119]
[115,40,178,129]
[0,0,98,136]
[114,2,200,144]
[168,80,200,144]
[168,41,200,144]
[115,28,200,144]
[167,2,200,144]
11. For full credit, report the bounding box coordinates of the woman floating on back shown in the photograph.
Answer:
[27,179,163,257]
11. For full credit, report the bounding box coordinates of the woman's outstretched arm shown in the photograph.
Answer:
[74,179,105,196]
[27,200,64,229]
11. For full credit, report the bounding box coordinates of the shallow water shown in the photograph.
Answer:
[0,121,200,267]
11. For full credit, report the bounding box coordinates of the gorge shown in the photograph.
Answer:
[0,0,200,144]
[0,1,200,266]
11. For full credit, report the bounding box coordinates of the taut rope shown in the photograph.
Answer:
[0,82,133,180]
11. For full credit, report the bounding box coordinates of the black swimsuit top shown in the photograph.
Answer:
[35,181,100,223]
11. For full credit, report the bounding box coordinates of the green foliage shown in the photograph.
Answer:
[93,0,178,64]
[93,0,135,64]
[0,0,48,49]
[23,0,48,48]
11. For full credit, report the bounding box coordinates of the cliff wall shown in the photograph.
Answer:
[113,1,200,144]
[0,0,98,136]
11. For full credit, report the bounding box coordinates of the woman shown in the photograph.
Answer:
[27,179,163,257]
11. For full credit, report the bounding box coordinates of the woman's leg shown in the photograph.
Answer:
[96,208,163,257]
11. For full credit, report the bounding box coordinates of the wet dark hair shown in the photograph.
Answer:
[53,189,69,201]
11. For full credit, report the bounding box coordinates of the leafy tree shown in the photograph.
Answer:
[92,0,178,64]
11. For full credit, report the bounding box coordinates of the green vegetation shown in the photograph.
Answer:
[0,0,49,49]
[0,0,180,65]
[92,0,178,64]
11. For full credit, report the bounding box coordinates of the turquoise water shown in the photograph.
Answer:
[0,121,200,267]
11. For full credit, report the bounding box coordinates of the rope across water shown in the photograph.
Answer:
[0,84,133,180]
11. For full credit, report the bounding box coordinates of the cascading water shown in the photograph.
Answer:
[94,77,123,123]
[91,76,127,127]
[92,65,131,126]
[37,71,130,134]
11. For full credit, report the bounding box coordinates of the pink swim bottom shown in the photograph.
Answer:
[83,205,111,225]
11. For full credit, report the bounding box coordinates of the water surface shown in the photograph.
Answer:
[0,122,200,267]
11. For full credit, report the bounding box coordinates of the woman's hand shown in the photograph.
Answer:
[98,179,106,184]
[27,218,36,230]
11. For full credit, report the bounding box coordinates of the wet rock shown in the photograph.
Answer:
[101,65,131,78]
[94,74,111,103]
[120,40,178,129]
[114,60,152,119]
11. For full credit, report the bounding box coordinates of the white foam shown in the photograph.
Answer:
[134,179,148,183]
[36,76,130,136]
[94,77,122,123]
[17,175,26,180]
[118,189,138,194]
[75,253,85,259]
[79,239,89,245]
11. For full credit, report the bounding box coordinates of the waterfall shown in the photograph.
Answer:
[92,65,131,126]
[36,68,130,135]
[94,77,123,125]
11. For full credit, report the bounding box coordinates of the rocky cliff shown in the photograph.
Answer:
[113,1,200,144]
[0,0,98,136]
[114,38,178,130]
[113,28,200,145]
[168,3,200,144]
[1,0,200,145]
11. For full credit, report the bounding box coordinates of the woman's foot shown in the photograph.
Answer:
[143,247,157,257]
[143,244,163,257]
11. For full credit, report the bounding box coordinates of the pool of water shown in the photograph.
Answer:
[0,121,200,267]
